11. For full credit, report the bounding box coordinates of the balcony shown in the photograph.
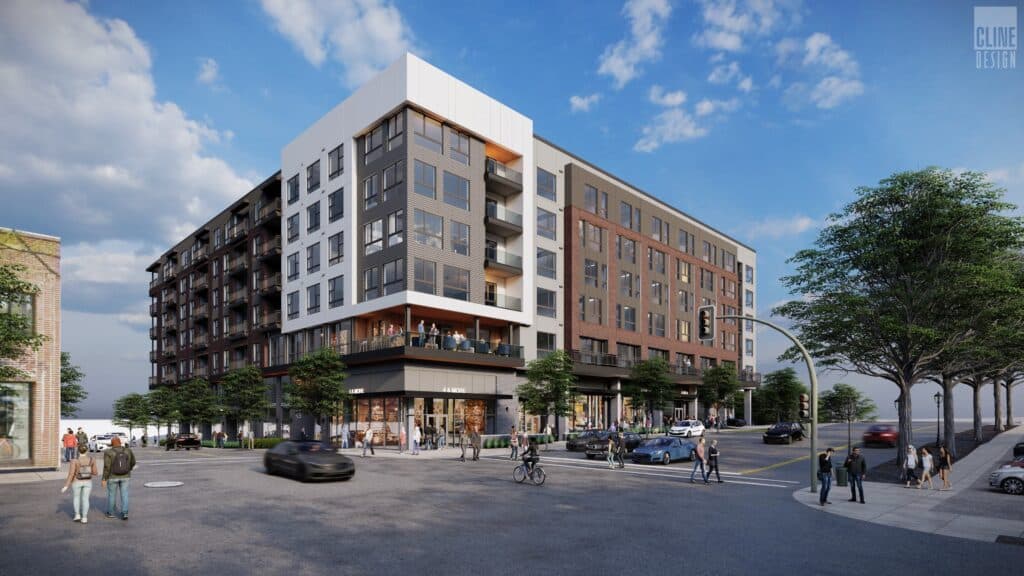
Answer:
[161,373,178,385]
[192,247,208,264]
[228,223,248,244]
[226,255,248,276]
[484,246,523,278]
[149,350,159,362]
[194,366,209,378]
[484,158,523,197]
[329,334,524,369]
[226,325,249,340]
[258,310,281,330]
[227,288,248,308]
[192,275,209,292]
[256,237,282,261]
[162,267,177,282]
[149,277,161,290]
[149,302,159,316]
[485,202,523,237]
[484,293,522,312]
[192,334,208,349]
[148,376,160,388]
[162,292,178,307]
[257,199,282,226]
[228,359,248,370]
[192,303,209,319]
[162,347,176,359]
[149,326,158,339]
[257,273,282,295]
[162,322,178,334]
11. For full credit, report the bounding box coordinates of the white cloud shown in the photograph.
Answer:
[738,75,754,92]
[695,97,741,117]
[693,0,803,52]
[196,57,219,85]
[774,37,801,65]
[744,214,817,239]
[768,74,782,88]
[569,93,602,113]
[809,75,864,109]
[597,0,673,89]
[708,61,741,84]
[803,32,859,76]
[648,85,687,107]
[260,0,416,87]
[63,240,161,285]
[634,108,707,152]
[780,32,864,110]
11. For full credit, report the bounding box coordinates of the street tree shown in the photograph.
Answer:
[60,352,88,417]
[753,368,807,424]
[113,393,150,444]
[221,366,270,438]
[819,383,877,454]
[147,386,181,442]
[517,349,576,436]
[0,263,45,383]
[176,378,221,437]
[775,168,1024,468]
[621,357,674,433]
[698,365,740,426]
[287,348,349,440]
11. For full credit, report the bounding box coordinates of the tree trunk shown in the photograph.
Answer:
[896,384,913,471]
[972,381,983,442]
[994,377,1004,433]
[942,373,956,458]
[1007,381,1015,428]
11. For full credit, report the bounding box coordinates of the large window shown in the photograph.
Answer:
[287,253,299,281]
[383,160,405,201]
[648,248,666,274]
[364,123,384,164]
[677,319,691,342]
[537,208,557,240]
[537,288,557,318]
[388,210,405,247]
[329,232,344,265]
[287,214,299,243]
[307,201,320,233]
[383,258,405,295]
[413,209,443,249]
[676,259,691,284]
[583,184,607,217]
[620,201,640,231]
[0,381,30,463]
[678,228,694,254]
[616,305,636,331]
[328,275,344,308]
[413,258,435,294]
[287,175,299,205]
[449,128,470,165]
[287,291,299,319]
[723,251,736,273]
[364,219,383,255]
[537,332,556,358]
[578,221,603,252]
[443,171,470,210]
[537,249,556,279]
[647,312,666,337]
[745,265,754,284]
[451,221,470,256]
[702,240,716,264]
[443,266,470,301]
[411,111,443,153]
[307,160,320,193]
[306,243,320,274]
[363,173,381,211]
[414,160,436,198]
[387,111,404,149]
[700,268,715,291]
[650,281,664,305]
[0,294,34,334]
[650,216,668,243]
[616,235,635,263]
[306,284,320,314]
[328,188,344,222]
[584,259,598,287]
[678,290,693,313]
[363,267,380,300]
[328,144,344,179]
[537,169,556,201]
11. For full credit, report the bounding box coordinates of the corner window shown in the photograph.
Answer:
[414,160,436,199]
[413,258,435,294]
[388,210,405,247]
[363,267,380,301]
[383,160,405,200]
[443,265,470,301]
[411,111,443,154]
[363,173,380,211]
[383,258,405,295]
[443,171,470,210]
[364,123,384,165]
[287,175,299,205]
[449,128,471,165]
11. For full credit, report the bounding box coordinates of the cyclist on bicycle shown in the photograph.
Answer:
[521,438,540,473]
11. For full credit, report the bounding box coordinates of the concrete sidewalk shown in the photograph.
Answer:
[339,441,566,460]
[793,425,1024,542]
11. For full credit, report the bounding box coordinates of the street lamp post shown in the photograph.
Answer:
[933,392,943,448]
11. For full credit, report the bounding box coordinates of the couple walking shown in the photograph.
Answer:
[689,437,722,484]
[61,436,136,523]
[817,447,868,505]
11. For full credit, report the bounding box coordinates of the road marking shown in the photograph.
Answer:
[534,461,791,488]
[531,454,799,483]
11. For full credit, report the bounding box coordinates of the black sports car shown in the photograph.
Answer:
[762,422,805,444]
[566,430,602,452]
[166,433,201,451]
[264,441,355,482]
[584,431,643,459]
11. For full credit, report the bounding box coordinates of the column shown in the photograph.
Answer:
[744,388,753,425]
[405,305,411,344]
[614,379,622,427]
[474,317,480,340]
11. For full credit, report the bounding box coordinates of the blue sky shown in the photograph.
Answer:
[1,0,1021,419]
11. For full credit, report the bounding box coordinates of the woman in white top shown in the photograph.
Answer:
[918,447,934,489]
[61,444,98,523]
[903,444,918,487]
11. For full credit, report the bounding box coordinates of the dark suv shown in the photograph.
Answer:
[762,422,805,444]
[584,431,643,459]
[566,430,602,452]
[166,433,202,451]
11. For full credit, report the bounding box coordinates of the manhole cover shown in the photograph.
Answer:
[144,481,184,488]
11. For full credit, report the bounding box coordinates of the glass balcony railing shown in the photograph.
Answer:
[484,294,522,311]
[485,246,522,269]
[485,203,523,227]
[485,158,522,184]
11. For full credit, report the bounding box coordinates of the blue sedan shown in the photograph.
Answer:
[630,437,697,465]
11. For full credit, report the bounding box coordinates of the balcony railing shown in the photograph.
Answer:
[484,246,523,270]
[149,327,158,339]
[148,376,160,387]
[192,275,209,291]
[162,267,177,282]
[163,292,178,306]
[161,313,176,325]
[568,350,760,383]
[192,303,209,319]
[149,277,161,289]
[226,325,249,340]
[485,158,522,184]
[258,273,282,294]
[192,334,208,348]
[256,237,282,260]
[258,310,281,329]
[192,247,208,263]
[484,293,522,311]
[228,223,248,243]
[228,359,248,370]
[149,303,159,316]
[485,203,523,227]
[485,158,524,197]
[161,373,178,385]
[227,288,248,307]
[149,350,158,362]
[226,255,248,275]
[162,347,176,358]
[257,199,281,224]
[273,334,526,368]
[194,366,209,378]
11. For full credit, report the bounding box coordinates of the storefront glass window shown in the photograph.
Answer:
[0,382,31,463]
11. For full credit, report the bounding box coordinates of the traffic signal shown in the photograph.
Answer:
[697,305,715,341]
[798,393,810,420]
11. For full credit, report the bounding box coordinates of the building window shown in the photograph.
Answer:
[0,381,30,461]
[328,232,344,265]
[678,228,694,254]
[363,267,380,300]
[361,220,383,256]
[287,253,299,281]
[616,305,636,331]
[287,214,299,243]
[745,289,754,308]
[537,288,557,318]
[307,160,320,193]
[328,188,344,222]
[411,111,443,154]
[0,293,34,334]
[443,265,470,301]
[287,291,299,319]
[723,251,736,273]
[306,243,320,274]
[585,297,603,324]
[537,332,556,358]
[620,201,640,231]
[676,259,690,284]
[287,175,299,205]
[537,208,557,240]
[306,201,320,233]
[414,160,436,198]
[648,248,666,274]
[618,344,641,365]
[383,159,405,201]
[537,169,556,201]
[451,221,469,256]
[443,171,470,210]
[702,240,715,264]
[579,337,608,356]
[328,275,344,308]
[584,259,598,287]
[678,290,693,313]
[388,210,405,247]
[677,319,691,342]
[413,209,443,249]
[722,278,737,299]
[648,313,666,337]
[579,221,603,252]
[650,281,664,305]
[700,268,715,291]
[387,111,404,150]
[383,258,405,295]
[619,271,634,298]
[616,235,635,263]
[363,173,381,211]
[413,258,435,294]
[449,128,471,165]
[746,338,754,357]
[745,265,754,284]
[364,122,384,165]
[537,249,556,279]
[650,216,668,243]
[583,184,607,217]
[306,284,320,314]
[328,144,344,179]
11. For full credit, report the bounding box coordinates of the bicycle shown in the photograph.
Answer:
[513,461,546,486]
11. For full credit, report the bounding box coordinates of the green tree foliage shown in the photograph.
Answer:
[517,349,577,433]
[623,358,676,423]
[113,393,150,443]
[287,348,349,434]
[147,386,181,441]
[752,368,807,424]
[221,366,270,432]
[819,383,876,423]
[775,168,1024,464]
[60,352,88,417]
[176,378,221,434]
[0,263,45,382]
[698,365,740,421]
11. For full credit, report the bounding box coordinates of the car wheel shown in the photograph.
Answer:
[1002,477,1024,495]
[662,453,671,465]
[265,459,275,475]
[299,464,310,482]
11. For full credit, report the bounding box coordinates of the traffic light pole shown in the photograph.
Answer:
[719,315,820,493]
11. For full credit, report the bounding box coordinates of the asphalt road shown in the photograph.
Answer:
[0,440,1018,576]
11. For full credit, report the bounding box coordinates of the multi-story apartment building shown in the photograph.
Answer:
[146,54,757,442]
[0,228,61,470]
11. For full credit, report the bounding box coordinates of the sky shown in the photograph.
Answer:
[1,0,1022,420]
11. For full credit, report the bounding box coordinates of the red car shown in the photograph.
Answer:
[862,424,898,447]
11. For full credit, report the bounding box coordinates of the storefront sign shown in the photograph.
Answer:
[442,387,466,394]
[349,388,364,394]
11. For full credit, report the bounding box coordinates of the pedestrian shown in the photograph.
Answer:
[615,431,626,469]
[412,424,422,455]
[606,433,617,469]
[543,424,552,450]
[918,447,935,489]
[417,319,425,346]
[429,323,439,348]
[937,446,953,490]
[62,428,77,463]
[903,445,918,488]
[247,429,255,450]
[458,426,467,462]
[609,421,617,433]
[76,427,89,450]
[299,427,308,441]
[706,439,722,483]
[509,426,519,460]
[102,436,135,521]
[362,427,375,457]
[437,425,446,449]
[844,446,867,503]
[340,422,350,449]
[690,437,707,483]
[398,425,406,453]
[471,427,481,461]
[817,448,835,505]
[61,443,98,523]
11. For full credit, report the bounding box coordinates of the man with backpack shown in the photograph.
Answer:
[102,436,136,521]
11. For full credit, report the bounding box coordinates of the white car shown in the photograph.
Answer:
[89,432,130,452]
[669,420,706,438]
[989,465,1024,495]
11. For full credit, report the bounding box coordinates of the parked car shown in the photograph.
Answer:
[989,464,1024,495]
[669,420,706,438]
[1014,442,1024,457]
[566,430,602,452]
[264,441,355,482]
[726,418,746,428]
[166,433,202,451]
[862,424,899,448]
[89,432,132,452]
[584,431,643,459]
[631,437,697,465]
[763,422,805,444]
[1005,455,1024,469]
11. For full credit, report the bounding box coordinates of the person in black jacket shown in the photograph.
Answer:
[844,447,867,503]
[818,448,835,505]
[706,439,722,483]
